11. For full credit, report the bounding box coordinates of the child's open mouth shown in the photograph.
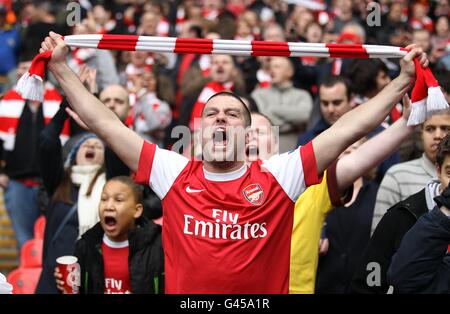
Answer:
[104,216,117,231]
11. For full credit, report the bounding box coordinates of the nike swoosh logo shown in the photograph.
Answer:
[186,186,205,193]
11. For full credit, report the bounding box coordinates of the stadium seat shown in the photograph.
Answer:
[20,239,43,268]
[6,268,42,294]
[34,215,46,240]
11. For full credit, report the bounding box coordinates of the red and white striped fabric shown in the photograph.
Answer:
[62,34,409,58]
[157,17,170,37]
[0,85,69,151]
[16,34,448,126]
[256,69,271,88]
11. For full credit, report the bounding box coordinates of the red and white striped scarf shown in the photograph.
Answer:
[190,81,234,130]
[256,69,271,88]
[16,34,449,126]
[0,85,70,151]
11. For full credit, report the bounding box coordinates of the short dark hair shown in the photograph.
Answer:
[251,112,274,126]
[344,59,389,97]
[108,176,144,204]
[319,75,352,101]
[204,91,252,127]
[436,133,450,167]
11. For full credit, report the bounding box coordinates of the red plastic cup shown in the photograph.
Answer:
[56,256,80,294]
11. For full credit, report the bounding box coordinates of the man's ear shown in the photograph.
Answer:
[436,163,441,175]
[134,204,144,219]
[349,93,357,108]
[245,128,250,145]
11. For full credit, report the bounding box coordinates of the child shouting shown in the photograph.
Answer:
[55,176,164,294]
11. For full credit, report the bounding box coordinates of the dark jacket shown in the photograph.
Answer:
[388,207,450,293]
[0,100,45,179]
[36,102,163,293]
[75,218,165,294]
[36,100,80,294]
[316,180,379,294]
[350,189,428,293]
[297,117,330,146]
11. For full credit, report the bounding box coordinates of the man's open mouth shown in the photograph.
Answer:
[213,127,228,148]
[246,145,259,158]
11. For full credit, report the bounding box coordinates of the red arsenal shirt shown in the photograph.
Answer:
[102,235,131,294]
[134,141,321,293]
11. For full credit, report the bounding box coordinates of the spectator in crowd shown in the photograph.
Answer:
[344,59,401,178]
[298,75,353,146]
[372,110,450,234]
[128,69,173,147]
[36,128,105,293]
[388,184,450,294]
[377,2,410,46]
[0,52,67,250]
[252,56,313,152]
[431,15,449,50]
[0,3,19,93]
[90,1,127,35]
[2,0,450,295]
[352,131,450,294]
[410,1,434,33]
[180,54,246,130]
[315,136,380,294]
[248,94,415,294]
[68,20,119,91]
[68,80,163,221]
[330,0,362,34]
[20,0,68,56]
[121,51,155,103]
[237,23,285,96]
[40,31,426,293]
[54,176,164,294]
[35,65,106,294]
[138,11,160,36]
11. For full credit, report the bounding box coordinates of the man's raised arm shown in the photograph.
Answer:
[41,32,143,172]
[312,46,429,175]
[336,95,415,190]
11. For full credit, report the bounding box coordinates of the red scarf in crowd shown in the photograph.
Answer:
[0,85,70,151]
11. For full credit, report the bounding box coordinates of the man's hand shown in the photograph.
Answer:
[401,94,412,121]
[40,32,69,70]
[434,184,450,216]
[66,107,90,131]
[398,44,429,83]
[319,238,329,257]
[54,267,66,294]
[0,174,9,189]
[77,64,98,94]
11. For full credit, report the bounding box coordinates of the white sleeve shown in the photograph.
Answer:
[261,141,322,201]
[134,141,189,199]
[0,272,12,294]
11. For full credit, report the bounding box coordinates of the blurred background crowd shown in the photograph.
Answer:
[0,0,449,294]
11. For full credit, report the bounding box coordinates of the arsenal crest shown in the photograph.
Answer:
[243,184,264,205]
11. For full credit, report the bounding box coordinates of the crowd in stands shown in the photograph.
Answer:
[0,0,449,294]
